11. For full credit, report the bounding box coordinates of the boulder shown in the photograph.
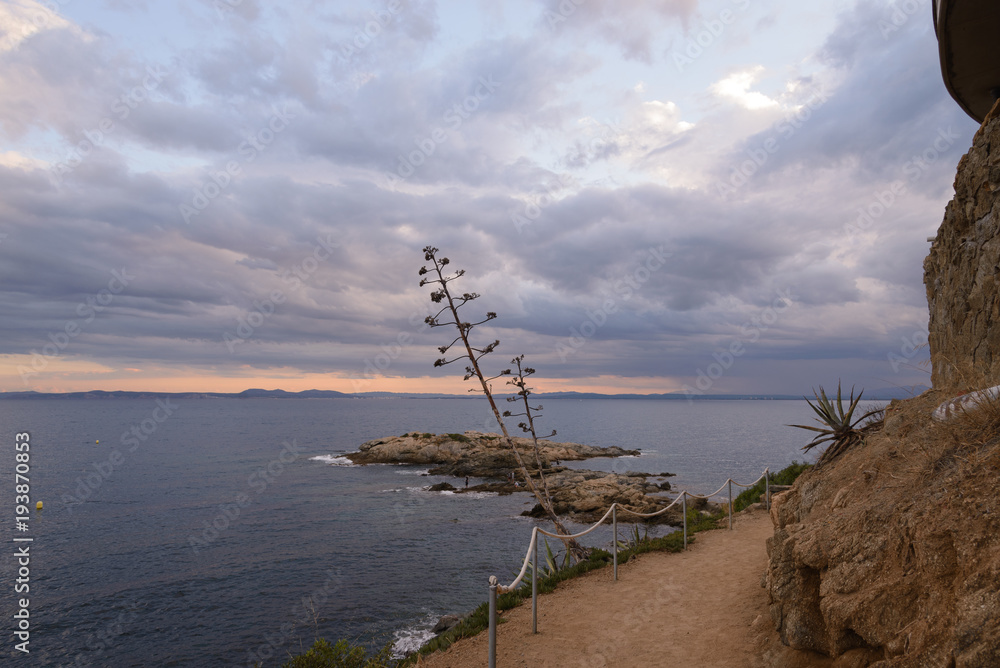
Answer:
[427,482,456,492]
[432,614,463,635]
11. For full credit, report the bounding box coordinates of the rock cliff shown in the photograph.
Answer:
[759,107,1000,666]
[759,390,1000,666]
[924,101,1000,391]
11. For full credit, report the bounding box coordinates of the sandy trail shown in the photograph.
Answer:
[420,508,773,668]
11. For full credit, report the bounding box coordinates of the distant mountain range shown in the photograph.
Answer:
[0,386,929,401]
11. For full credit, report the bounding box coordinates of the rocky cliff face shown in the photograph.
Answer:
[759,393,1000,667]
[758,103,1000,667]
[924,102,1000,391]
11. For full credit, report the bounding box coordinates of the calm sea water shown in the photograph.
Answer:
[0,397,822,666]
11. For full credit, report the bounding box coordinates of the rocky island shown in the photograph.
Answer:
[345,431,680,522]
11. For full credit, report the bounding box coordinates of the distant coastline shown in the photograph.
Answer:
[0,387,926,401]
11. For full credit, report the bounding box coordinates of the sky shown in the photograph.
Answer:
[0,0,980,396]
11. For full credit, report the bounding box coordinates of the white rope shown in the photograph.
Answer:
[499,528,538,593]
[495,468,770,591]
[616,494,685,518]
[729,471,768,488]
[499,505,617,592]
[536,504,617,540]
[683,479,731,500]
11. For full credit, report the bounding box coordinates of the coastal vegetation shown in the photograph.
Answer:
[787,382,883,465]
[280,639,394,668]
[732,461,811,513]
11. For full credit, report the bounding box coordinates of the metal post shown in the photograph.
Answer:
[488,577,497,668]
[765,471,771,510]
[532,531,538,634]
[682,493,688,550]
[612,504,618,581]
[728,479,733,530]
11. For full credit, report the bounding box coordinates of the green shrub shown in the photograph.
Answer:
[446,433,471,443]
[280,639,395,668]
[732,461,811,512]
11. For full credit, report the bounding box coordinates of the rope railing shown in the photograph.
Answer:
[487,468,771,668]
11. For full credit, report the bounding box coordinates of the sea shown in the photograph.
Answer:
[0,397,830,666]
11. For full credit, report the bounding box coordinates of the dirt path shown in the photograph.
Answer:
[419,508,774,668]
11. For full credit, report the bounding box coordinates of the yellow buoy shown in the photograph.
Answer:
[36,501,42,510]
[96,440,99,444]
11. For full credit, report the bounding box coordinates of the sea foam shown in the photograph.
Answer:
[309,454,357,466]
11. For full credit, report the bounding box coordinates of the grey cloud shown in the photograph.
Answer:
[536,0,697,62]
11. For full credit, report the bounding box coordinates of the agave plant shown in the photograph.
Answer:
[615,524,648,552]
[788,382,882,465]
[522,538,571,582]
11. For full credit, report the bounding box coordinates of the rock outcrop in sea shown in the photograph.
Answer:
[346,431,679,522]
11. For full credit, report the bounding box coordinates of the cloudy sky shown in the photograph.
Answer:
[0,0,978,395]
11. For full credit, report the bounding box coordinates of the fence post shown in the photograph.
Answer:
[765,470,771,510]
[488,577,498,668]
[728,479,733,530]
[612,504,618,581]
[532,530,538,634]
[682,492,688,550]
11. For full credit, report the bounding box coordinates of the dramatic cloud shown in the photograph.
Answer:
[0,0,977,395]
